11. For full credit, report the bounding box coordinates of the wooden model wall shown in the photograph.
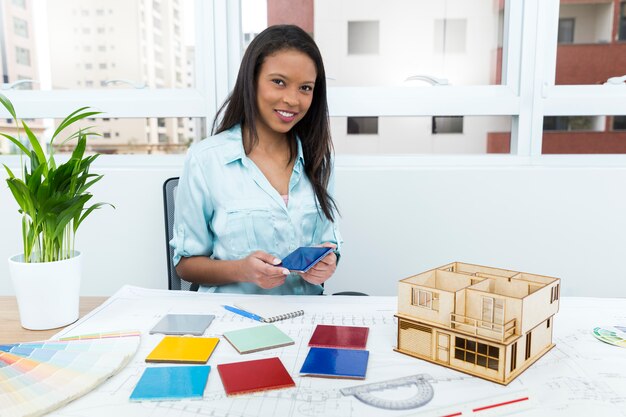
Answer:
[395,262,561,385]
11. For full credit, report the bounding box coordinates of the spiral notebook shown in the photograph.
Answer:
[234,301,304,323]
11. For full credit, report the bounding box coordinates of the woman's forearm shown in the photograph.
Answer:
[175,256,244,286]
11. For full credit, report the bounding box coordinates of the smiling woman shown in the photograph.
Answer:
[170,25,342,295]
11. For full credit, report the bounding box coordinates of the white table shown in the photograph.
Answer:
[43,286,626,417]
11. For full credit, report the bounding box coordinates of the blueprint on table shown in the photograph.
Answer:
[47,286,625,417]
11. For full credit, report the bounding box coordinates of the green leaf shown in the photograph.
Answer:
[50,108,103,144]
[3,164,16,179]
[71,133,87,161]
[0,132,29,155]
[0,93,17,119]
[75,202,115,232]
[21,121,48,175]
[6,178,35,216]
[75,174,103,195]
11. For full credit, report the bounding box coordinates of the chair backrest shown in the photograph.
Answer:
[163,177,199,291]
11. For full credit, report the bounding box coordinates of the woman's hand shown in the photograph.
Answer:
[239,251,290,289]
[300,243,337,286]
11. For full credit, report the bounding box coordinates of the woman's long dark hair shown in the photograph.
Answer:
[213,25,338,222]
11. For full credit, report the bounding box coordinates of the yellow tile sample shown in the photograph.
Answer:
[145,336,219,364]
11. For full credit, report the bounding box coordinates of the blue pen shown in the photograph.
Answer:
[223,305,263,322]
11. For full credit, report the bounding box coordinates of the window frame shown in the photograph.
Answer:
[0,0,624,167]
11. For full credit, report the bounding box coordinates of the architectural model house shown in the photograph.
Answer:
[395,262,561,385]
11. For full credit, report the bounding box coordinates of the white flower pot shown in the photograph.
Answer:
[8,251,82,330]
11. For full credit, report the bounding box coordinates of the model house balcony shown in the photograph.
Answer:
[450,313,517,343]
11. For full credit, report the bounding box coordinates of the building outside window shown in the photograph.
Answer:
[613,116,626,130]
[347,21,379,54]
[432,116,463,134]
[347,117,378,134]
[13,17,28,38]
[557,18,575,44]
[15,47,31,66]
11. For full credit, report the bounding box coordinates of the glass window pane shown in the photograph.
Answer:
[542,115,626,154]
[466,340,476,352]
[454,348,464,361]
[432,116,464,134]
[556,1,620,85]
[557,18,575,44]
[488,345,500,357]
[0,0,196,90]
[477,354,487,367]
[243,0,508,86]
[455,337,465,349]
[347,117,378,135]
[331,116,512,155]
[0,117,205,155]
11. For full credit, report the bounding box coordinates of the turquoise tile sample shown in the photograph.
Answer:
[130,365,210,401]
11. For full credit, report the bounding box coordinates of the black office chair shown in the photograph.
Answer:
[163,177,199,291]
[163,177,367,295]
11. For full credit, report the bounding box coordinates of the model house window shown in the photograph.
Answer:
[510,342,517,372]
[454,337,499,371]
[547,318,551,328]
[412,289,439,311]
[481,297,504,326]
[550,284,560,303]
[434,19,466,53]
[347,117,378,134]
[15,47,31,66]
[13,17,28,38]
[558,18,575,44]
[348,21,379,55]
[525,331,532,360]
[432,116,463,134]
[619,1,626,41]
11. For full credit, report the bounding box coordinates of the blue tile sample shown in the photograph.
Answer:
[130,365,210,401]
[300,347,369,379]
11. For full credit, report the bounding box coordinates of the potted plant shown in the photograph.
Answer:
[0,94,112,330]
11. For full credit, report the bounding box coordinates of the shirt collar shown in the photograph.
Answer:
[222,123,305,169]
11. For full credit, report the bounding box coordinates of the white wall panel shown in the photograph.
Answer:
[2,164,624,297]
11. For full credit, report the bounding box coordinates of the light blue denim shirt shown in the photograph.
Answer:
[171,124,342,295]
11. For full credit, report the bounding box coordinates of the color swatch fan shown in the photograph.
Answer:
[592,325,626,348]
[0,330,140,417]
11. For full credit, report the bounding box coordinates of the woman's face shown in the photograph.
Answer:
[255,48,317,137]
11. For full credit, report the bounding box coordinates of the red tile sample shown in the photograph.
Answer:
[308,324,369,349]
[217,357,295,396]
